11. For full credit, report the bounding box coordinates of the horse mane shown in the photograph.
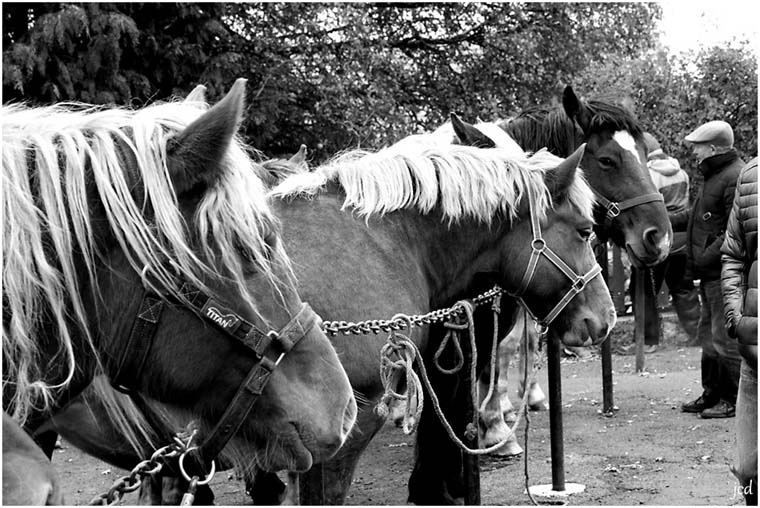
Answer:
[270,141,594,226]
[260,155,310,188]
[432,121,525,156]
[500,106,584,157]
[2,100,287,423]
[500,100,643,157]
[584,99,644,138]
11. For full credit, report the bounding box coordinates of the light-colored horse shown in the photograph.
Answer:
[2,80,355,503]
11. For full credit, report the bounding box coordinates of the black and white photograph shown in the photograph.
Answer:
[2,2,757,505]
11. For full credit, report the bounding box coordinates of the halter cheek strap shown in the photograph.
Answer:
[112,280,318,470]
[508,188,603,332]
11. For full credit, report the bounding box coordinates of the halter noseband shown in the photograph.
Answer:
[591,188,664,229]
[508,186,603,334]
[112,279,320,471]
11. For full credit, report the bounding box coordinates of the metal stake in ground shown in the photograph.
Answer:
[595,240,616,415]
[527,329,586,500]
[634,268,647,372]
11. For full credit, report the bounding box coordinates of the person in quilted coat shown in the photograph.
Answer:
[721,157,757,505]
[681,120,745,419]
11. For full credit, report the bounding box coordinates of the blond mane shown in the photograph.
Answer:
[269,140,594,226]
[2,99,286,424]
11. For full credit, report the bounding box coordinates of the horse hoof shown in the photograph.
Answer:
[528,400,549,411]
[489,440,523,457]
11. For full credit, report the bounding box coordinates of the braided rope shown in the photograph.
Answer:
[477,293,502,414]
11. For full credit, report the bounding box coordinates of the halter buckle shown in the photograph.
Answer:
[606,202,621,218]
[571,277,587,293]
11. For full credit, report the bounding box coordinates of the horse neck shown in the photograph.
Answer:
[384,210,511,308]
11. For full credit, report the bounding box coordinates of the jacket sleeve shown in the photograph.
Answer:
[700,175,739,270]
[720,186,746,337]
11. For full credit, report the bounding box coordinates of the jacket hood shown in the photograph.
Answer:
[648,157,681,177]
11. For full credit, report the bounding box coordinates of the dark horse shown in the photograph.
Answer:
[406,86,673,504]
[2,80,356,504]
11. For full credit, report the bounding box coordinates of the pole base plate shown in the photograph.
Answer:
[527,482,586,498]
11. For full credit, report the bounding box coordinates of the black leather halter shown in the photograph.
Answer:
[112,280,320,470]
[591,187,664,229]
[508,187,603,334]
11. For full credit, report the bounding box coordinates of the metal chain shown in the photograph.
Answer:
[84,287,504,504]
[322,287,504,336]
[88,427,199,505]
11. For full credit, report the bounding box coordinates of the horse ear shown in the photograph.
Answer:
[549,143,586,198]
[562,85,591,134]
[168,78,246,195]
[450,113,496,148]
[184,84,207,103]
[289,144,308,166]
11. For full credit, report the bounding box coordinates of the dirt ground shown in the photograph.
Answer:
[55,314,747,506]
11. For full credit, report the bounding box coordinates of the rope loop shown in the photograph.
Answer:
[434,300,475,374]
[376,314,424,434]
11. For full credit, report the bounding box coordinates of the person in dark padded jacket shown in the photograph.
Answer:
[721,157,757,505]
[680,120,745,419]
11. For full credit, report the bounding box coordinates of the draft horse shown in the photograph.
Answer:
[265,134,617,504]
[1,79,355,504]
[407,86,672,505]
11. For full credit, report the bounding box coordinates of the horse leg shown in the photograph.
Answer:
[516,323,548,411]
[283,472,300,505]
[297,404,386,505]
[409,368,467,505]
[247,470,287,505]
[33,429,60,460]
[478,352,523,457]
[410,324,493,506]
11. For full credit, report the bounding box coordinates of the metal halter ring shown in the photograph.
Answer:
[531,238,546,252]
[606,202,621,218]
[179,449,216,485]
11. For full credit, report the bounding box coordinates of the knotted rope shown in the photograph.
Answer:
[375,315,424,434]
[375,297,543,456]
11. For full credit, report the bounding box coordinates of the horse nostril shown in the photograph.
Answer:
[642,227,660,247]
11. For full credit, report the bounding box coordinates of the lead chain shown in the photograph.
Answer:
[322,287,503,336]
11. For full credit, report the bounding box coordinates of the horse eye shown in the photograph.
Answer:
[579,227,594,242]
[598,157,615,168]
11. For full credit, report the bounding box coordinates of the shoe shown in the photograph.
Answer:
[681,395,718,413]
[700,400,736,419]
[644,344,659,354]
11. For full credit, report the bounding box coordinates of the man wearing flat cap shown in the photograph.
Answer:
[681,119,745,419]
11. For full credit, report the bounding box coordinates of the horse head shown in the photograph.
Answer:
[2,79,356,474]
[562,85,671,267]
[496,146,616,346]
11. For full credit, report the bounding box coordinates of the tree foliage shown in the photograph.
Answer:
[575,43,758,169]
[6,2,754,165]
